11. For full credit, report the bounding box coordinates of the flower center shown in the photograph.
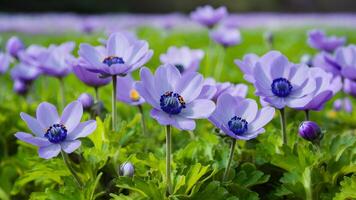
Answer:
[271,77,293,97]
[228,116,248,136]
[130,89,140,102]
[174,64,185,73]
[103,56,124,67]
[44,124,67,143]
[160,91,186,115]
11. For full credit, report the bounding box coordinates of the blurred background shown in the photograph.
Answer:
[0,0,356,13]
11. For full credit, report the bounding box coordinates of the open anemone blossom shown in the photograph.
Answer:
[160,46,204,74]
[78,32,153,77]
[208,93,275,181]
[307,29,346,53]
[252,51,316,144]
[15,101,97,159]
[135,64,216,131]
[202,78,248,102]
[190,5,227,28]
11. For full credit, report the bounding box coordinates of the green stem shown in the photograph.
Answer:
[112,75,117,131]
[223,138,236,182]
[59,78,66,110]
[214,46,226,80]
[279,108,287,145]
[206,38,213,76]
[61,151,83,188]
[94,87,99,102]
[165,125,173,195]
[138,105,147,135]
[305,110,310,121]
[89,172,103,200]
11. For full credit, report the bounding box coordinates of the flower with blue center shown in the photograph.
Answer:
[253,51,316,109]
[209,94,275,140]
[78,32,153,77]
[190,5,227,28]
[135,64,216,130]
[160,46,204,74]
[15,101,97,159]
[307,29,345,53]
[116,74,145,106]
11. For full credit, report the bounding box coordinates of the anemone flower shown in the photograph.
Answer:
[0,52,11,74]
[135,64,215,194]
[116,74,147,135]
[15,101,97,187]
[300,68,342,120]
[13,79,28,95]
[160,46,204,74]
[307,29,345,53]
[252,51,316,144]
[209,93,275,182]
[79,32,153,131]
[190,5,227,28]
[234,53,259,83]
[333,97,352,113]
[18,44,49,68]
[6,36,25,58]
[11,62,41,83]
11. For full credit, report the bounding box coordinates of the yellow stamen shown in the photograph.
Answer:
[130,89,140,101]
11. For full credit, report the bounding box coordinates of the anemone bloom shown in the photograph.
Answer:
[11,62,41,83]
[116,74,145,106]
[0,52,11,74]
[203,78,248,101]
[15,101,96,159]
[307,29,345,52]
[6,36,25,58]
[210,26,241,48]
[234,53,259,83]
[135,64,215,194]
[209,93,275,181]
[160,46,204,74]
[18,44,49,68]
[333,97,352,113]
[190,5,227,28]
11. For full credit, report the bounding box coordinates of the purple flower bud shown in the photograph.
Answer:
[333,99,343,111]
[6,36,25,58]
[13,79,28,95]
[78,93,94,109]
[298,121,322,142]
[119,162,134,177]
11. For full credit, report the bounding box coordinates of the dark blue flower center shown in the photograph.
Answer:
[160,91,186,115]
[103,56,124,66]
[45,124,67,143]
[271,78,293,97]
[174,64,185,73]
[228,116,248,136]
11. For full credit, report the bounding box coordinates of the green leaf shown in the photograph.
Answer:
[333,175,356,200]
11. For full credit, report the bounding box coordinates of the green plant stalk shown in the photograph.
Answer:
[94,87,99,102]
[138,105,147,135]
[223,138,237,182]
[279,108,287,145]
[59,78,66,110]
[166,125,173,195]
[305,110,310,121]
[214,46,226,80]
[61,151,83,189]
[112,75,117,131]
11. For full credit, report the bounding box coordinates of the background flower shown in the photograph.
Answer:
[190,5,227,28]
[307,29,346,52]
[210,26,241,48]
[6,36,25,58]
[116,74,145,106]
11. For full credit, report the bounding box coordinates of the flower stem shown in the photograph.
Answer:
[165,125,173,196]
[305,110,310,121]
[137,105,147,135]
[223,138,236,182]
[61,151,83,189]
[59,78,66,110]
[112,75,117,131]
[214,46,226,80]
[94,87,99,102]
[279,108,287,145]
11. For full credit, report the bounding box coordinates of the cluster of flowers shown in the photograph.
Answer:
[0,5,352,195]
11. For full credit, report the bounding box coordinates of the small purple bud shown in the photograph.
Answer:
[13,80,28,95]
[6,36,25,58]
[119,162,134,177]
[333,99,343,111]
[77,93,94,109]
[344,97,353,113]
[298,121,323,142]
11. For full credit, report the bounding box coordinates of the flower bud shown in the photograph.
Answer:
[13,79,28,95]
[78,93,94,109]
[6,36,24,58]
[333,99,343,111]
[298,121,323,142]
[119,162,134,177]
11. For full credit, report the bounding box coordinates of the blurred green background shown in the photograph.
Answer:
[0,0,355,13]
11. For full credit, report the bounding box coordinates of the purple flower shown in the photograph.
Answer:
[210,26,241,48]
[209,93,275,140]
[300,67,342,111]
[78,93,94,109]
[78,32,153,77]
[6,36,25,58]
[204,78,248,101]
[333,97,352,113]
[343,78,356,97]
[300,54,313,67]
[18,44,49,68]
[119,162,134,177]
[190,5,227,28]
[160,46,204,74]
[234,53,260,83]
[13,79,28,95]
[253,51,316,109]
[71,57,111,88]
[15,101,97,159]
[116,74,145,106]
[298,121,322,142]
[0,52,11,74]
[11,62,41,82]
[40,42,75,78]
[135,64,216,130]
[307,29,345,52]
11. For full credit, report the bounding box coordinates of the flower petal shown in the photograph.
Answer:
[180,99,215,119]
[176,72,204,103]
[60,140,81,154]
[150,109,175,126]
[67,120,97,140]
[248,107,275,133]
[38,144,61,159]
[15,132,51,147]
[173,116,196,131]
[61,101,83,132]
[20,112,45,137]
[235,99,258,123]
[36,102,60,129]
